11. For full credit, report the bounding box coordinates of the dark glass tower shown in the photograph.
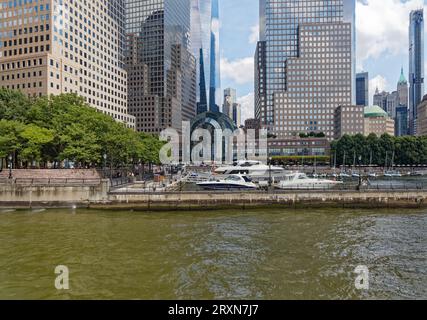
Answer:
[191,0,221,114]
[409,9,424,135]
[356,72,369,106]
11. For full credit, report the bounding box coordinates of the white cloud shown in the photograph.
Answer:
[249,24,259,44]
[237,92,255,125]
[369,75,388,105]
[356,0,425,69]
[221,57,254,85]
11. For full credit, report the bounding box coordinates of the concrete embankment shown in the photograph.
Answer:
[94,189,427,211]
[0,182,426,210]
[0,181,110,208]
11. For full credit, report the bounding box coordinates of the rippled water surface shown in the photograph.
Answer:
[0,208,426,299]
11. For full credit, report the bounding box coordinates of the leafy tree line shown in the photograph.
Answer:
[0,89,164,169]
[331,133,427,166]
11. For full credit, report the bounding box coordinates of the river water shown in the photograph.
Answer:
[0,208,425,300]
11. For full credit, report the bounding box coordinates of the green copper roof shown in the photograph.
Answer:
[364,105,388,118]
[398,67,407,84]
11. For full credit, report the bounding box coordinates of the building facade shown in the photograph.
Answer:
[364,106,395,137]
[409,9,424,135]
[334,105,364,139]
[222,87,236,119]
[222,87,241,126]
[356,72,369,106]
[255,0,355,141]
[398,67,409,108]
[395,105,408,136]
[190,0,220,114]
[417,94,427,136]
[124,0,197,132]
[0,0,135,128]
[373,88,399,119]
[268,137,330,157]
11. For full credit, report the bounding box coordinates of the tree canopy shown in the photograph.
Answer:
[0,88,163,168]
[331,133,427,166]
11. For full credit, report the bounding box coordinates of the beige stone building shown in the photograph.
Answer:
[417,95,427,136]
[364,106,395,137]
[334,105,365,139]
[0,0,135,128]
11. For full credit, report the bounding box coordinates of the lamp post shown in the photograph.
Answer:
[8,154,13,180]
[102,153,107,177]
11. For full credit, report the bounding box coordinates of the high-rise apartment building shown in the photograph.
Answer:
[125,0,197,132]
[255,0,356,140]
[0,0,135,128]
[409,9,424,135]
[356,72,369,106]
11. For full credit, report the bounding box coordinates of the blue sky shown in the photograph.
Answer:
[219,0,427,124]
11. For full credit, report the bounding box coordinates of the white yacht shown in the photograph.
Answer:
[197,175,258,191]
[214,160,285,177]
[384,170,402,178]
[276,172,343,190]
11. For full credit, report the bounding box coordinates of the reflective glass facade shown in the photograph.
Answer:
[356,72,369,106]
[125,0,197,131]
[409,9,424,135]
[191,0,221,114]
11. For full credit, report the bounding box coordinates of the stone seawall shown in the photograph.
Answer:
[97,190,427,211]
[0,183,426,210]
[0,181,110,208]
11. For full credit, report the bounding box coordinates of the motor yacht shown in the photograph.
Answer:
[383,170,402,178]
[197,175,258,191]
[276,172,343,190]
[214,160,285,177]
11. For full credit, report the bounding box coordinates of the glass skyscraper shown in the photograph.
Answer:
[191,0,221,114]
[409,9,424,135]
[356,72,369,106]
[125,0,197,132]
[256,0,356,140]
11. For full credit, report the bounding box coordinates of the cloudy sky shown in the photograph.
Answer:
[219,0,427,125]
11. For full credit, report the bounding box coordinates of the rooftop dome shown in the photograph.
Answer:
[364,105,388,118]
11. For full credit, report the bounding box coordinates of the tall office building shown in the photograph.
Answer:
[395,105,408,136]
[191,0,221,114]
[373,88,399,119]
[232,102,241,127]
[398,67,408,108]
[255,0,355,140]
[222,87,236,118]
[222,88,241,126]
[0,0,135,128]
[409,9,424,135]
[125,0,197,132]
[356,72,369,106]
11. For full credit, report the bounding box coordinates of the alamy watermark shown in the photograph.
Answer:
[54,265,69,290]
[159,121,268,165]
[354,265,369,290]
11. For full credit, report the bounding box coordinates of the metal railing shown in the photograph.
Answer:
[0,177,103,186]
